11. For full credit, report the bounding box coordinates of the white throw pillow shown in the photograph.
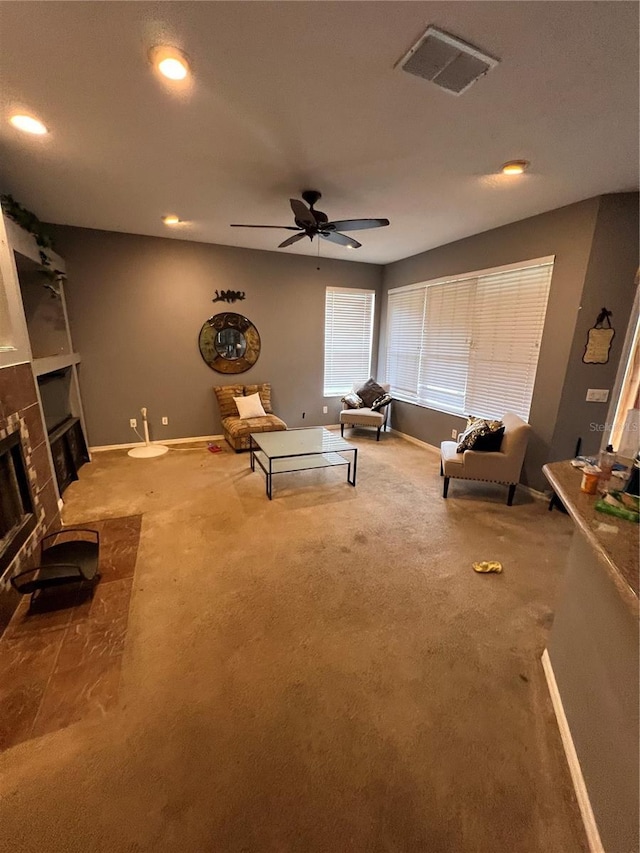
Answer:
[234,392,266,419]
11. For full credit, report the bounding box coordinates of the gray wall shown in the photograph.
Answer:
[380,194,639,490]
[52,193,638,471]
[551,193,640,460]
[52,226,383,447]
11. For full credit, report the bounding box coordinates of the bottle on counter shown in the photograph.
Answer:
[598,444,616,492]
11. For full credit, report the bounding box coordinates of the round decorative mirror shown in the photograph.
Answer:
[199,312,260,374]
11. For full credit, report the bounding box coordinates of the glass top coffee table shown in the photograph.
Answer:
[250,427,357,499]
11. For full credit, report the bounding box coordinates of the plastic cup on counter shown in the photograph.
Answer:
[598,444,616,492]
[580,465,601,495]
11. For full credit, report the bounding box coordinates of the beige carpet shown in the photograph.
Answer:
[0,432,587,852]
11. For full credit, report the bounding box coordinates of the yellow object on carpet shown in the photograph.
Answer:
[473,560,503,573]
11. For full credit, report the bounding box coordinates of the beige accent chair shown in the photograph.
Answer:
[339,383,391,441]
[440,412,531,505]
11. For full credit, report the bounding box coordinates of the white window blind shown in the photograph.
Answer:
[384,287,425,400]
[385,260,553,421]
[324,287,375,396]
[420,280,474,412]
[466,267,552,420]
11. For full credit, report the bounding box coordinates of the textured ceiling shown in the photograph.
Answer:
[0,1,638,264]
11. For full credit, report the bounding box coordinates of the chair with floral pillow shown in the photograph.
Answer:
[440,412,531,505]
[339,379,392,441]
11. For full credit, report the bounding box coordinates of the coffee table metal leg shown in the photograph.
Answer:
[348,448,357,486]
[250,438,255,471]
[267,459,273,499]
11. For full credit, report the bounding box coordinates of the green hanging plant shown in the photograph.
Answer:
[1,193,67,285]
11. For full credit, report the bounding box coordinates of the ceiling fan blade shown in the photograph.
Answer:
[230,224,302,230]
[325,218,390,231]
[278,232,307,248]
[290,199,316,227]
[320,231,362,249]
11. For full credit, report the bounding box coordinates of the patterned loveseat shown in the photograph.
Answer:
[213,383,287,452]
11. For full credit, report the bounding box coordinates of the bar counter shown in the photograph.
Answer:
[543,461,639,612]
[542,460,639,853]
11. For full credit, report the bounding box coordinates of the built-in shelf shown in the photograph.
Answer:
[4,214,90,503]
[33,352,81,377]
[48,416,90,495]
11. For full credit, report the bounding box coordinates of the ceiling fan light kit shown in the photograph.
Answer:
[230,190,390,251]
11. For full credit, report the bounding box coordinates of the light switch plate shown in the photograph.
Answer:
[586,389,609,403]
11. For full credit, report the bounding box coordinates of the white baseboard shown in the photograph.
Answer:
[389,428,440,454]
[526,485,550,502]
[90,434,224,452]
[541,649,604,853]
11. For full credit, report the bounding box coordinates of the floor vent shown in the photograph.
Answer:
[396,26,499,95]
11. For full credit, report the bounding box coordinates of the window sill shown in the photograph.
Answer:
[391,395,467,420]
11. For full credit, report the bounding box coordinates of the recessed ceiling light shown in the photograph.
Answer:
[501,160,530,175]
[162,215,181,225]
[150,46,190,81]
[159,57,188,80]
[9,114,48,135]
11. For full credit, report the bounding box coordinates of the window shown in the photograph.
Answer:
[385,258,554,421]
[608,286,640,457]
[324,287,375,396]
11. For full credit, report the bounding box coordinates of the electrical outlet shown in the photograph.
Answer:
[586,389,609,403]
[323,406,328,414]
[451,429,457,439]
[161,416,169,425]
[129,418,137,428]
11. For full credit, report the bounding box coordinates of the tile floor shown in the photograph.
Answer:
[0,515,141,751]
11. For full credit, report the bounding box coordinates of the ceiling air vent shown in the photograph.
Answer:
[396,26,499,95]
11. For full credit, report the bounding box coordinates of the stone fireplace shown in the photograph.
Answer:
[0,429,37,574]
[0,362,60,633]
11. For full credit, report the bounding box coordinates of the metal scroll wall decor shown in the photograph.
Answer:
[199,312,261,374]
[583,307,615,364]
[212,289,246,304]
